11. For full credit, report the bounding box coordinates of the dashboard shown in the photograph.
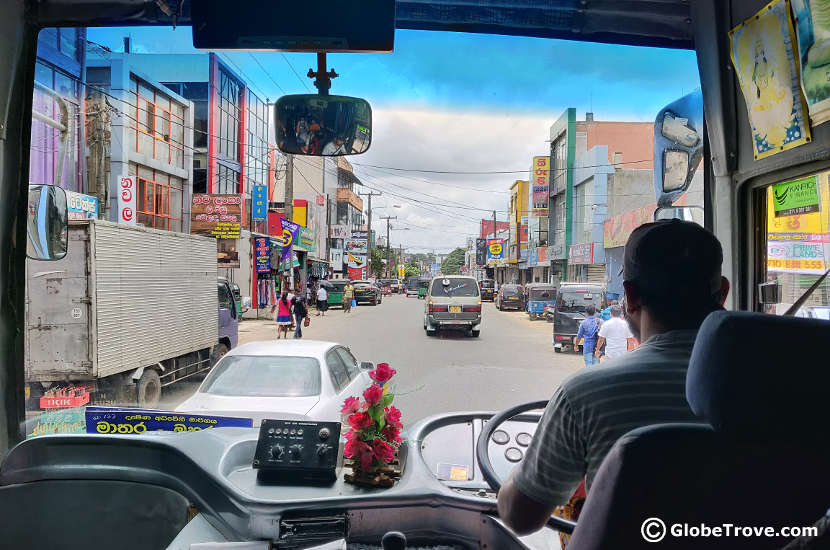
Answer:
[0,412,553,550]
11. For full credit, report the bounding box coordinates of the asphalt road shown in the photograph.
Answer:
[160,294,583,423]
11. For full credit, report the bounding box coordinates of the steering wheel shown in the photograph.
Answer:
[476,400,577,535]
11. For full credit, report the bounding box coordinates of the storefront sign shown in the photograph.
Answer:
[569,242,594,264]
[767,240,828,274]
[117,175,137,226]
[527,247,537,266]
[348,267,366,280]
[487,238,505,265]
[347,251,366,269]
[772,176,821,217]
[537,246,547,265]
[66,191,98,221]
[294,226,316,252]
[531,156,550,217]
[476,238,487,266]
[330,225,350,239]
[252,185,267,221]
[329,248,344,266]
[351,230,368,239]
[345,238,367,255]
[549,244,566,260]
[254,237,270,273]
[84,406,252,434]
[191,194,242,239]
[603,204,659,248]
[217,239,239,268]
[519,218,529,245]
[316,194,326,206]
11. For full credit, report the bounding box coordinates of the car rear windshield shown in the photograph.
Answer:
[557,291,603,313]
[201,355,321,397]
[430,278,479,297]
[530,288,556,300]
[502,286,521,296]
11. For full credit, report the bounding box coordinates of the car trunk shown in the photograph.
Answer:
[177,393,320,418]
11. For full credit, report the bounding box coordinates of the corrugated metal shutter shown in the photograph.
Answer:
[587,264,606,285]
[94,221,218,379]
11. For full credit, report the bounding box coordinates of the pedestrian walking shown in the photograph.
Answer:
[272,287,294,339]
[343,280,354,313]
[595,304,633,361]
[292,292,308,339]
[316,284,328,316]
[574,305,601,366]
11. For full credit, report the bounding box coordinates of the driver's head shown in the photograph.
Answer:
[622,219,729,341]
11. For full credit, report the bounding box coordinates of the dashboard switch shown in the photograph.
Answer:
[270,444,285,460]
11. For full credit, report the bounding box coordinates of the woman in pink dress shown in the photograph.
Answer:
[273,287,294,339]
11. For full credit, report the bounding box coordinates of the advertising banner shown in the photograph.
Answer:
[537,246,548,265]
[254,237,270,273]
[329,248,343,266]
[603,204,659,248]
[345,238,368,255]
[351,230,369,239]
[398,265,406,278]
[252,185,267,221]
[330,225,350,239]
[294,226,316,252]
[191,194,242,239]
[217,239,239,268]
[487,238,505,265]
[767,240,828,274]
[85,406,252,435]
[66,191,99,221]
[476,238,487,266]
[531,156,550,217]
[348,267,366,280]
[117,175,137,226]
[527,247,537,266]
[346,251,367,269]
[569,242,594,265]
[772,175,821,217]
[519,216,529,245]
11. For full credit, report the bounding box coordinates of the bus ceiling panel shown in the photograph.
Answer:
[32,0,693,50]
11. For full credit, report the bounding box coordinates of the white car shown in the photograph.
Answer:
[175,340,374,423]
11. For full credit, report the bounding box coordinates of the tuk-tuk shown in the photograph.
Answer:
[323,279,348,308]
[417,277,430,299]
[479,279,495,301]
[526,282,558,320]
[220,277,246,319]
[552,283,606,353]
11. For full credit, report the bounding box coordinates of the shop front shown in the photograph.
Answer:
[567,242,605,284]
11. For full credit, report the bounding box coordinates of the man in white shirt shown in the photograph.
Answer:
[595,304,633,359]
[322,137,346,155]
[316,285,328,316]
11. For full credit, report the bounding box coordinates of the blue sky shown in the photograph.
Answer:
[88,27,701,250]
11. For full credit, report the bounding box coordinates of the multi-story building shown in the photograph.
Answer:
[508,180,529,284]
[85,49,195,234]
[548,110,654,284]
[31,28,87,194]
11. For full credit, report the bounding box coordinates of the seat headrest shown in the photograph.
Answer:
[687,310,830,442]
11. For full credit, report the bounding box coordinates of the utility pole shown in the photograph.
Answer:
[285,154,294,221]
[380,216,396,278]
[359,191,381,253]
[492,210,497,239]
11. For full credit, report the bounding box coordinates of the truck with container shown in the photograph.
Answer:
[24,219,238,410]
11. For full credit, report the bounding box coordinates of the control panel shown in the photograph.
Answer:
[253,419,341,484]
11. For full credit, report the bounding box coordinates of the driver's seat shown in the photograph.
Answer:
[567,311,830,550]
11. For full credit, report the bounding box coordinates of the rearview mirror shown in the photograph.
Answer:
[758,281,781,305]
[654,205,704,225]
[27,185,68,261]
[654,89,703,207]
[276,94,371,156]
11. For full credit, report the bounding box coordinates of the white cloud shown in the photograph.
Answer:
[353,106,556,251]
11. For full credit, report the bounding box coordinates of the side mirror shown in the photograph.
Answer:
[654,89,703,207]
[654,205,704,225]
[275,94,372,156]
[758,281,781,305]
[27,185,68,261]
[360,361,374,371]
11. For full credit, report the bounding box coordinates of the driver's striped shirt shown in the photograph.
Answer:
[513,329,703,506]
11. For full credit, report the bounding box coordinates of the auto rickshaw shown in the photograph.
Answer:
[552,283,606,352]
[417,277,431,299]
[525,282,558,320]
[323,279,348,309]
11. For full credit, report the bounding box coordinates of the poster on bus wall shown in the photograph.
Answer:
[767,174,829,274]
[792,0,830,126]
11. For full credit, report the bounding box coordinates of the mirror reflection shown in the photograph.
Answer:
[661,111,700,147]
[663,149,689,192]
[27,184,68,261]
[276,94,372,156]
[654,205,704,225]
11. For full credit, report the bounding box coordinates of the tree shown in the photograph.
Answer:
[369,248,385,278]
[404,261,420,278]
[440,248,466,275]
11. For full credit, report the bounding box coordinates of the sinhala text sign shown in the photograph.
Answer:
[191,194,242,238]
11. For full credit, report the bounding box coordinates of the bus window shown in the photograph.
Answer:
[763,171,830,318]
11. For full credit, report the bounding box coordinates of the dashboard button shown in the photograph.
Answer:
[516,432,532,447]
[492,429,510,445]
[505,447,523,463]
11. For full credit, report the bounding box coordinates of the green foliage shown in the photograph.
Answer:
[404,261,420,278]
[368,248,385,277]
[440,247,467,275]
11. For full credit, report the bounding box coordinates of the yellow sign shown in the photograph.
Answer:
[767,173,829,235]
[488,241,503,255]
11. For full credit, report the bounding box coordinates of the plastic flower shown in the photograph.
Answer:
[344,437,370,460]
[369,362,397,383]
[381,425,402,444]
[344,429,358,442]
[363,384,383,406]
[340,396,361,414]
[384,406,403,429]
[347,412,374,431]
[372,439,395,463]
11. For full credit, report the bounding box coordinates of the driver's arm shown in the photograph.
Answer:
[497,386,585,535]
